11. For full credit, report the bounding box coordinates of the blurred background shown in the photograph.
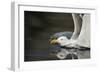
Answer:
[24,11,74,61]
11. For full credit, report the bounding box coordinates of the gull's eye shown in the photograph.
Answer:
[60,38,63,40]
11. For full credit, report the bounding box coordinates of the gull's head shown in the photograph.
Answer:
[50,36,69,46]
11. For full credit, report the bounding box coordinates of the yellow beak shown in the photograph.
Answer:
[50,39,59,44]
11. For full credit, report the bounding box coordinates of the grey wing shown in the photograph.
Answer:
[71,13,90,48]
[71,13,82,40]
[76,14,90,48]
